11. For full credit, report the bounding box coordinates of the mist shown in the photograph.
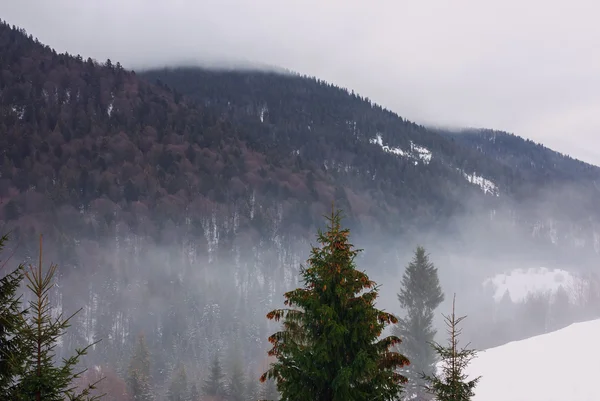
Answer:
[4,170,600,399]
[3,0,600,165]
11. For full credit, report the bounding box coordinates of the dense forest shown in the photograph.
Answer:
[2,18,600,400]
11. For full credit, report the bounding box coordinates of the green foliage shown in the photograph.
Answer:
[261,208,409,401]
[13,235,103,401]
[394,246,444,400]
[0,233,27,398]
[422,295,481,401]
[127,334,153,401]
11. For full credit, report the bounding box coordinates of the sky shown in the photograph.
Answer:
[4,0,600,164]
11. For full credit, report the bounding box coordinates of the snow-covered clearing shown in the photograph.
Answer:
[483,267,576,303]
[469,318,600,401]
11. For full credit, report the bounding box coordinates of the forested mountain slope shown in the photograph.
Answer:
[1,19,600,398]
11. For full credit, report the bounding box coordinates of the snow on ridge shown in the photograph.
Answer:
[369,134,407,156]
[469,318,600,401]
[483,267,575,303]
[460,170,499,196]
[369,134,432,164]
[411,142,432,163]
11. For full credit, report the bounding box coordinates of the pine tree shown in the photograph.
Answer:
[423,295,481,401]
[226,360,246,401]
[14,235,102,401]
[189,383,200,401]
[127,334,153,401]
[0,233,27,399]
[261,208,409,401]
[203,353,225,399]
[167,364,189,401]
[394,246,444,400]
[244,372,260,401]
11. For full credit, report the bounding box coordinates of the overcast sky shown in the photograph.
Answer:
[4,0,600,164]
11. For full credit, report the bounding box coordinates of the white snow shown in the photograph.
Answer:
[259,105,268,122]
[107,102,113,116]
[411,142,432,164]
[369,134,432,165]
[483,267,575,303]
[460,170,499,196]
[469,318,600,401]
[369,134,407,156]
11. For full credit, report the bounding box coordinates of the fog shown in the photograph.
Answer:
[4,174,600,398]
[3,0,600,165]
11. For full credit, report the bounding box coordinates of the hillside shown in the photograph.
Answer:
[468,318,600,401]
[140,67,600,261]
[2,18,600,395]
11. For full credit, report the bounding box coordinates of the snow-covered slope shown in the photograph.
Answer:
[469,319,600,401]
[483,267,575,303]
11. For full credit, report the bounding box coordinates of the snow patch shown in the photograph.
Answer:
[483,267,575,303]
[11,106,24,120]
[411,142,432,164]
[460,170,499,196]
[469,319,600,401]
[369,134,407,156]
[259,105,268,123]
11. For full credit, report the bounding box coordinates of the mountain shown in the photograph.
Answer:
[139,67,600,263]
[2,18,600,391]
[467,318,600,401]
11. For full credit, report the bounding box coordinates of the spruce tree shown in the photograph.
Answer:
[127,334,153,401]
[14,235,102,401]
[167,364,189,401]
[422,295,481,401]
[226,360,246,401]
[394,246,444,400]
[244,372,260,401]
[261,208,409,401]
[0,233,27,399]
[203,353,226,399]
[189,383,200,401]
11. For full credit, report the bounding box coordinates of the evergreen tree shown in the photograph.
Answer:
[0,233,27,399]
[167,364,189,401]
[189,383,200,401]
[244,372,260,401]
[394,246,444,400]
[14,235,102,400]
[423,295,481,401]
[203,353,225,399]
[261,208,409,401]
[226,360,246,401]
[127,334,153,401]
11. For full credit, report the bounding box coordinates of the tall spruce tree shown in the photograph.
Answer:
[14,235,102,401]
[0,233,27,399]
[261,208,409,401]
[394,246,444,400]
[422,295,481,401]
[127,334,153,401]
